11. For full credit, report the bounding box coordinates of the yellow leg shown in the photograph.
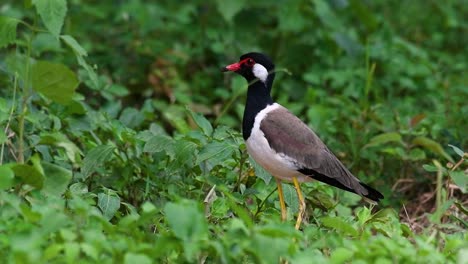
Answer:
[292,177,306,230]
[275,178,287,221]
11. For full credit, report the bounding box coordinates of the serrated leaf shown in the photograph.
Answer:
[33,0,67,37]
[143,134,174,157]
[0,16,19,48]
[42,162,72,196]
[97,192,120,220]
[187,108,213,136]
[31,61,79,105]
[60,35,87,56]
[321,216,358,236]
[365,132,403,148]
[12,164,45,189]
[82,145,115,178]
[0,165,15,190]
[412,136,454,162]
[197,141,236,164]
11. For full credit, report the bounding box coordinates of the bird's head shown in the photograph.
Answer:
[222,52,275,86]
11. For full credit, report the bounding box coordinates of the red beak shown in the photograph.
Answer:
[221,62,241,72]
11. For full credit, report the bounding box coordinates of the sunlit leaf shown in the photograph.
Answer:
[42,162,72,196]
[412,136,454,162]
[187,108,213,136]
[98,192,120,220]
[0,16,19,48]
[33,0,67,37]
[365,132,403,148]
[0,165,15,190]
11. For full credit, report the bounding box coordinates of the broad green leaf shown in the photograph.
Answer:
[330,247,354,264]
[97,192,120,220]
[42,162,72,196]
[215,0,246,23]
[412,136,454,162]
[39,132,82,163]
[449,171,467,193]
[33,0,67,37]
[321,216,358,236]
[365,132,403,148]
[282,183,299,213]
[0,16,19,48]
[170,139,197,169]
[164,200,208,241]
[12,164,45,189]
[0,165,15,190]
[249,157,272,184]
[0,129,7,145]
[60,35,87,56]
[197,141,236,164]
[82,144,115,178]
[143,134,174,157]
[422,164,439,172]
[187,108,213,136]
[31,61,79,105]
[124,253,151,264]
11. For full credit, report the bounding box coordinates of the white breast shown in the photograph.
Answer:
[246,103,311,183]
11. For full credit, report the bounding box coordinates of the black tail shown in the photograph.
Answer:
[298,168,384,202]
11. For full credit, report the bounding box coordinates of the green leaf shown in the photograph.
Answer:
[42,162,72,196]
[197,141,236,164]
[321,216,358,236]
[33,0,67,37]
[0,16,19,48]
[448,144,465,158]
[60,35,87,57]
[449,171,467,193]
[39,132,82,163]
[97,192,120,220]
[215,0,246,23]
[77,54,100,89]
[12,164,45,189]
[187,108,213,136]
[164,200,208,241]
[249,157,272,185]
[330,247,354,264]
[124,253,151,264]
[0,165,15,190]
[82,144,115,178]
[412,136,454,162]
[170,139,197,169]
[365,132,403,148]
[143,134,174,156]
[31,61,79,105]
[282,183,299,213]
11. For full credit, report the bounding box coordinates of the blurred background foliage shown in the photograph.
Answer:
[0,0,467,263]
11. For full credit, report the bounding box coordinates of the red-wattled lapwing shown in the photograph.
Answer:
[222,52,383,229]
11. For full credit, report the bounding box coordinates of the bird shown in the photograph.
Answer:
[222,52,384,229]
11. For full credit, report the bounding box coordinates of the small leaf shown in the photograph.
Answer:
[365,132,403,148]
[0,165,15,190]
[33,0,67,37]
[330,247,354,264]
[82,145,115,178]
[124,253,151,264]
[449,171,467,193]
[42,162,72,196]
[31,61,79,105]
[143,134,174,156]
[39,132,82,163]
[282,183,299,213]
[164,200,208,241]
[187,108,213,136]
[448,144,465,158]
[321,216,358,236]
[422,164,439,172]
[412,136,454,162]
[0,16,19,48]
[12,164,45,189]
[249,157,272,185]
[97,192,120,220]
[215,0,246,23]
[60,35,87,57]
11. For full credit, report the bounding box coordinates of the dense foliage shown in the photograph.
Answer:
[0,0,467,263]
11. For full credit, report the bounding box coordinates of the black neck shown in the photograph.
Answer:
[242,79,274,140]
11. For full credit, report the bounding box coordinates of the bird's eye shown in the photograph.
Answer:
[246,58,255,66]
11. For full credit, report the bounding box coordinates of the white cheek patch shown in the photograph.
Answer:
[252,63,269,83]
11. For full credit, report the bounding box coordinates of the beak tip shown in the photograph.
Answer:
[221,66,229,72]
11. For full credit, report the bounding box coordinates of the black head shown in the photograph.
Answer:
[222,52,275,85]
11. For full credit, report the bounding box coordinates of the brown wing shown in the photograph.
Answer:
[260,106,383,202]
